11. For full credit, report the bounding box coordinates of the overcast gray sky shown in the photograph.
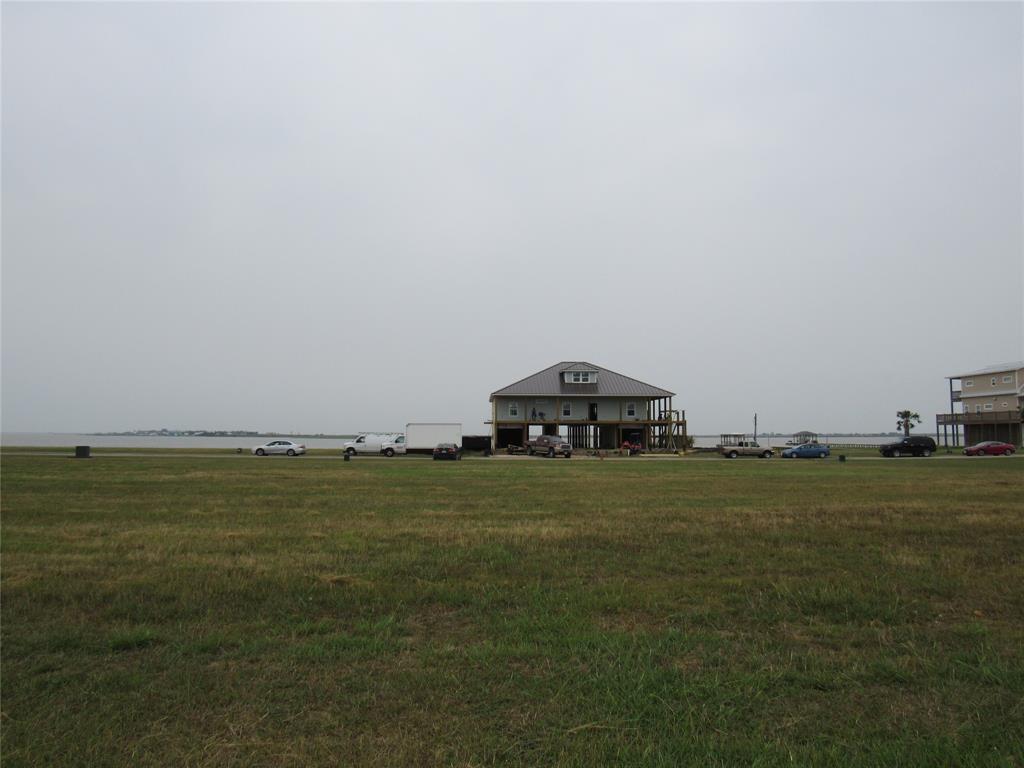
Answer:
[3,2,1022,436]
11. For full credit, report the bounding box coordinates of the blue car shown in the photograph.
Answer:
[782,443,830,459]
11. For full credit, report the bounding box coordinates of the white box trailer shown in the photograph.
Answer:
[405,423,462,453]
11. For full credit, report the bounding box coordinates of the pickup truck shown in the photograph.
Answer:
[717,434,773,459]
[526,434,573,458]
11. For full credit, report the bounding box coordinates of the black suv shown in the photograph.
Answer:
[879,436,937,458]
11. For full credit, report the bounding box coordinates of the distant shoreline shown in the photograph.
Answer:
[88,432,358,439]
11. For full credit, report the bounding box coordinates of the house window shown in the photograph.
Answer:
[562,401,571,418]
[570,371,594,383]
[964,380,974,387]
[1003,375,1013,383]
[991,377,997,386]
[984,403,993,411]
[508,402,519,418]
[975,405,982,413]
[626,402,636,417]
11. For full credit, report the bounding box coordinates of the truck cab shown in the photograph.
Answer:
[380,435,407,457]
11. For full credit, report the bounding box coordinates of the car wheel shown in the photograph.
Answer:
[548,448,555,458]
[384,448,394,457]
[286,449,295,456]
[922,449,931,458]
[345,448,356,456]
[564,453,571,459]
[761,451,772,459]
[255,448,265,456]
[527,448,533,456]
[728,451,738,459]
[892,449,901,458]
[819,452,827,459]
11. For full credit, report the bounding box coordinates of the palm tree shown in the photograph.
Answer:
[896,410,921,437]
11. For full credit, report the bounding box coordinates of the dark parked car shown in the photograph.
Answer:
[879,436,937,457]
[432,443,462,461]
[963,441,1016,456]
[782,443,830,459]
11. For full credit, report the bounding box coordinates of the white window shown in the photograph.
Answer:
[1003,375,1013,383]
[562,401,571,417]
[975,404,982,413]
[964,379,974,387]
[984,403,993,411]
[508,402,519,418]
[626,402,636,417]
[570,371,594,383]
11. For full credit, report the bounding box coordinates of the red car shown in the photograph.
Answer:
[963,441,1016,456]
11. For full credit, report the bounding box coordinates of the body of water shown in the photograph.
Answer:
[1,433,356,450]
[691,434,906,448]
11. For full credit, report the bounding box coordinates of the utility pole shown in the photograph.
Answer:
[754,413,758,439]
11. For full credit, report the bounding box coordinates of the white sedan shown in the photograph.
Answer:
[252,440,306,456]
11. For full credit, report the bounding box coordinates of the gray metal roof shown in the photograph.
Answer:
[490,362,675,400]
[946,361,1024,379]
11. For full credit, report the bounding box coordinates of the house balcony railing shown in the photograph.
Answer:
[490,418,686,426]
[936,411,1022,426]
[489,409,685,426]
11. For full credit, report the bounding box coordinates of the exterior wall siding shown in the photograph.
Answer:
[961,394,1022,414]
[960,368,1023,397]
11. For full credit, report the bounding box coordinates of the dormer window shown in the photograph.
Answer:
[565,370,597,384]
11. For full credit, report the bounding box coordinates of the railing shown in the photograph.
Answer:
[936,412,1022,425]
[493,418,686,425]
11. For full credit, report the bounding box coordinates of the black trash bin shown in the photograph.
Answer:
[75,446,91,459]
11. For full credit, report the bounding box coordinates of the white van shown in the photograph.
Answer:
[380,435,407,456]
[342,433,399,456]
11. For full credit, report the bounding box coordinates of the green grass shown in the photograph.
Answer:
[2,454,1022,766]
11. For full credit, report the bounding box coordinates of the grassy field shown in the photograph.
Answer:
[2,453,1022,766]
